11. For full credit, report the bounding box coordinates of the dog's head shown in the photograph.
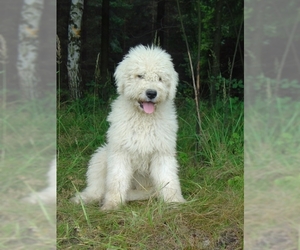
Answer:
[114,45,178,114]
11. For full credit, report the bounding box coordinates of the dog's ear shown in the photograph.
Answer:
[114,61,126,95]
[158,49,178,101]
[167,68,179,100]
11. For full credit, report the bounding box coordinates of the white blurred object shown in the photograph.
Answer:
[23,157,56,204]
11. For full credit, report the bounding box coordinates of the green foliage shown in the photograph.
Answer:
[198,99,244,166]
[210,76,244,99]
[247,75,300,102]
[176,97,243,184]
[254,76,299,91]
[57,0,244,101]
[228,176,244,190]
[176,0,243,83]
[109,0,133,54]
[245,0,300,39]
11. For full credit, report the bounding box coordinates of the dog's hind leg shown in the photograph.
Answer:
[71,146,107,204]
[22,157,56,204]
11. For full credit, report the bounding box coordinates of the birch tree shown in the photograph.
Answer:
[17,0,44,100]
[67,0,84,100]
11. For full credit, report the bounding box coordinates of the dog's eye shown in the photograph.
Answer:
[137,74,144,79]
[159,77,162,81]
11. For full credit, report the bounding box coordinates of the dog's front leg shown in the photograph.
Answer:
[150,154,186,203]
[101,152,132,210]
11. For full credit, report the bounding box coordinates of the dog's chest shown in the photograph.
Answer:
[108,114,174,155]
[124,119,162,154]
[124,123,157,150]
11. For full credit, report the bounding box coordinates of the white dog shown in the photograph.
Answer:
[72,45,185,210]
[23,157,56,204]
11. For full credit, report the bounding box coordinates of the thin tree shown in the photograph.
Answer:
[245,0,264,105]
[176,0,202,153]
[0,34,8,160]
[210,0,223,104]
[17,0,44,100]
[195,0,202,152]
[156,0,165,47]
[99,0,109,101]
[67,0,84,100]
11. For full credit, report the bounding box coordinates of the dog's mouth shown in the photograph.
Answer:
[139,101,156,114]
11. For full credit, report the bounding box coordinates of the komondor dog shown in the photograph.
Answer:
[72,45,185,210]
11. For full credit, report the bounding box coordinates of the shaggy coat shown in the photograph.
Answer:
[72,45,185,210]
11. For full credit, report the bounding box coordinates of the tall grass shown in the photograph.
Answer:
[57,95,244,249]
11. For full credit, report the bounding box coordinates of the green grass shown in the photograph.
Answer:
[244,97,300,249]
[57,96,244,249]
[0,97,56,249]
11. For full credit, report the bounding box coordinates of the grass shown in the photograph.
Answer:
[0,96,56,249]
[57,95,244,249]
[244,97,300,249]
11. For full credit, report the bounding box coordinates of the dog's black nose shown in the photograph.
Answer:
[146,89,157,99]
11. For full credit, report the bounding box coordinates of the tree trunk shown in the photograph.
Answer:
[195,0,202,155]
[99,0,109,101]
[67,0,84,100]
[247,1,264,78]
[156,0,165,47]
[17,0,44,100]
[210,0,223,104]
[245,1,265,105]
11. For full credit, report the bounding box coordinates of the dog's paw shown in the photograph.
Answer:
[164,194,186,203]
[70,195,82,204]
[70,192,103,204]
[173,196,186,203]
[22,195,39,204]
[101,200,121,210]
[22,192,56,204]
[169,199,186,203]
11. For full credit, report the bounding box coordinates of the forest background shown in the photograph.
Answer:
[57,0,244,102]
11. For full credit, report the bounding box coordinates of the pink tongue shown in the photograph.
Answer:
[142,102,155,114]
